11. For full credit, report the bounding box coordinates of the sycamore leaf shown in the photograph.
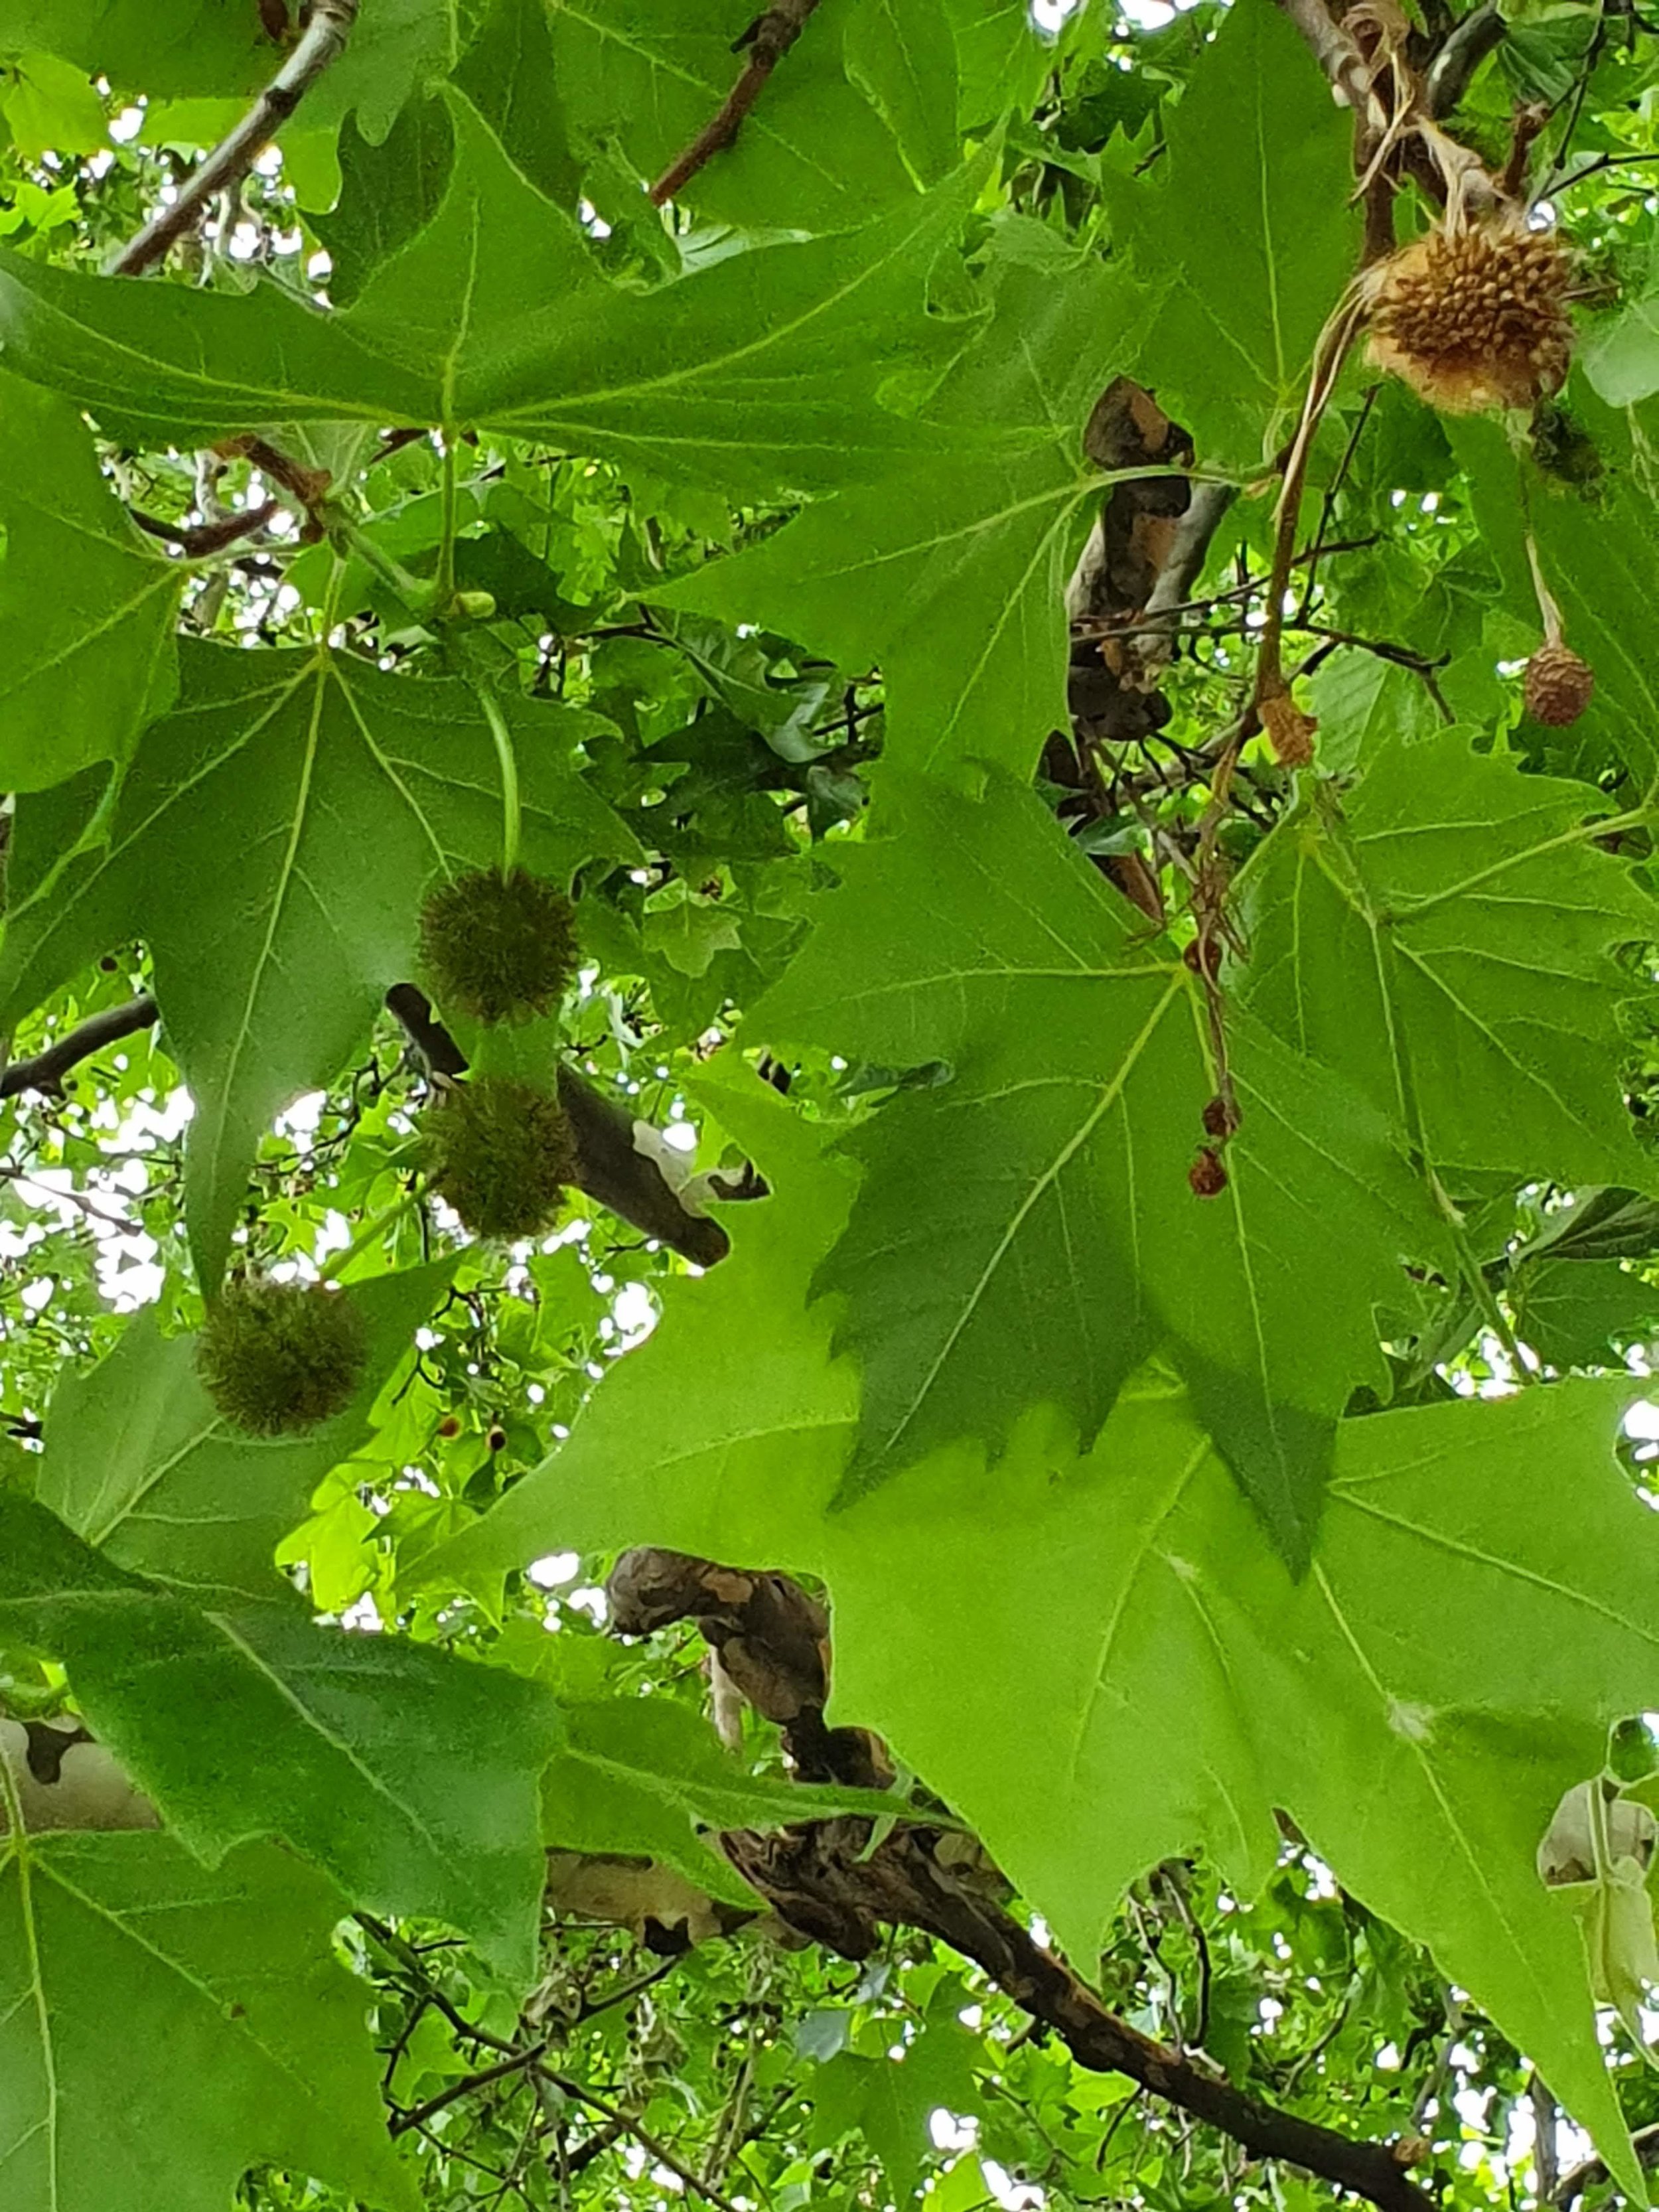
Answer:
[1238,730,1659,1187]
[0,1494,558,1978]
[1105,0,1359,467]
[0,94,980,496]
[545,0,914,229]
[0,1832,413,2212]
[746,772,1441,1564]
[0,638,632,1289]
[434,1102,1658,2196]
[654,231,1125,780]
[543,1696,906,1908]
[39,1263,454,1601]
[845,0,960,188]
[0,370,181,790]
[0,3,271,98]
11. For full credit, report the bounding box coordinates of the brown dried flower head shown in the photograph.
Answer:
[1368,218,1573,414]
[1260,690,1317,769]
[1524,640,1595,726]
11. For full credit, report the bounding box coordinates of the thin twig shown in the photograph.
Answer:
[109,0,360,276]
[1,997,159,1101]
[391,2041,550,2135]
[539,2072,750,2212]
[129,502,279,557]
[650,1,822,205]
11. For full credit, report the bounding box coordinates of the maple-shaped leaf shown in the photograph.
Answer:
[39,1262,453,1602]
[432,1108,1657,2196]
[0,1831,413,2212]
[747,772,1441,1564]
[0,637,633,1290]
[654,228,1127,780]
[1238,729,1659,1186]
[0,1492,557,1978]
[0,92,980,497]
[0,370,181,791]
[1104,0,1359,469]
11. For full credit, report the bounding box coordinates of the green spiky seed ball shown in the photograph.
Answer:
[198,1279,368,1437]
[425,1076,577,1240]
[419,868,579,1025]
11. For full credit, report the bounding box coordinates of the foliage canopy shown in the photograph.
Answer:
[5,5,1659,2212]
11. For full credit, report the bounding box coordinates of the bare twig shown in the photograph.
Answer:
[1425,1,1506,117]
[649,1,822,205]
[1,997,159,1101]
[391,2041,551,2135]
[129,502,279,557]
[109,0,361,276]
[540,2072,751,2212]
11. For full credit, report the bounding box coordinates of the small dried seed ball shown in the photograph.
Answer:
[1188,1147,1228,1199]
[1201,1094,1239,1142]
[198,1279,367,1437]
[1524,642,1595,727]
[419,868,579,1026]
[424,1076,578,1241]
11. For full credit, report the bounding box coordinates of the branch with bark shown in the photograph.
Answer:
[650,1,824,205]
[109,0,361,276]
[602,1548,1438,2212]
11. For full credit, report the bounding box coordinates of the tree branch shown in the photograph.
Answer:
[0,996,159,1101]
[1425,2,1506,117]
[384,985,733,1268]
[129,502,279,557]
[108,0,360,277]
[649,1,823,206]
[1271,0,1377,115]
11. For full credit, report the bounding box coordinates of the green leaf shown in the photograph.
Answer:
[1511,1256,1659,1368]
[812,1991,982,2199]
[1583,290,1659,409]
[543,1696,906,1907]
[655,230,1122,779]
[309,92,456,309]
[0,50,108,156]
[0,370,181,791]
[747,772,1441,1563]
[0,94,981,496]
[0,638,631,1289]
[844,0,960,188]
[429,1112,1658,2194]
[1238,730,1658,1186]
[39,1264,454,1601]
[0,1831,413,2212]
[1106,0,1360,467]
[0,1493,558,1976]
[544,0,914,230]
[0,3,271,98]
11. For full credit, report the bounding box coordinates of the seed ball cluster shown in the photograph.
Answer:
[1524,642,1595,727]
[198,1278,368,1437]
[424,1075,577,1241]
[1368,219,1573,415]
[419,867,579,1026]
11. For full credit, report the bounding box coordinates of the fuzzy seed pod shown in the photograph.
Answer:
[1367,218,1573,415]
[198,1279,367,1437]
[1189,1147,1228,1199]
[419,868,579,1027]
[1524,641,1595,726]
[424,1075,577,1241]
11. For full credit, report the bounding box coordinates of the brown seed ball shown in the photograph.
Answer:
[1524,642,1595,727]
[1260,691,1317,769]
[425,1076,577,1241]
[1368,218,1573,415]
[1202,1094,1239,1142]
[1189,1147,1228,1199]
[419,868,579,1026]
[198,1278,367,1437]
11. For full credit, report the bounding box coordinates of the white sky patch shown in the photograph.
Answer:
[528,1552,581,1588]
